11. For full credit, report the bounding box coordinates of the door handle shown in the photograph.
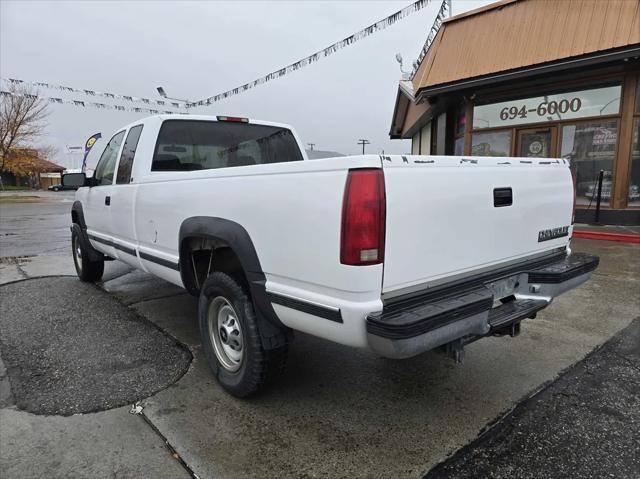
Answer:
[493,188,512,207]
[105,196,111,206]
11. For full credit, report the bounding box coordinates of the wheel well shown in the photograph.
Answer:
[181,237,249,294]
[71,210,79,225]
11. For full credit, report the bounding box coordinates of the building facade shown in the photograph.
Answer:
[390,0,640,224]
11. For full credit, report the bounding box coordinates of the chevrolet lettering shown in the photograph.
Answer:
[538,226,570,242]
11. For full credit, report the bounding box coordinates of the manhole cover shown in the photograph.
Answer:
[0,277,191,415]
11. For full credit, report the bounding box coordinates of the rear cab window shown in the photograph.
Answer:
[151,120,303,172]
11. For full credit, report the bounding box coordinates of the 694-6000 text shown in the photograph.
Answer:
[499,98,582,121]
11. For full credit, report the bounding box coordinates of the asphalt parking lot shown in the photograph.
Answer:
[0,192,638,478]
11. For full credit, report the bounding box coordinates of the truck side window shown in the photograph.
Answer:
[151,120,303,171]
[116,125,143,184]
[94,131,125,186]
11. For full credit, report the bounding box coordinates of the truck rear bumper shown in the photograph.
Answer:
[367,252,599,359]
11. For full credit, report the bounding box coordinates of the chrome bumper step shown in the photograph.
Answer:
[489,299,548,330]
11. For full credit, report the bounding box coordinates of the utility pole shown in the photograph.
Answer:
[307,143,315,151]
[358,139,370,154]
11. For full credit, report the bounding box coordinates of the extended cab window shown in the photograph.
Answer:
[116,125,143,184]
[151,120,303,172]
[94,131,125,185]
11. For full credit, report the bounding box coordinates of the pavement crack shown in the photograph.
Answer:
[125,292,188,307]
[138,410,200,479]
[14,261,29,279]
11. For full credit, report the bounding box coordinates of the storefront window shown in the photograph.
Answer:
[473,85,621,129]
[630,118,640,206]
[420,122,431,155]
[561,121,618,206]
[471,130,512,157]
[435,113,446,155]
[454,104,466,155]
[411,123,432,155]
[412,132,419,155]
[456,104,466,136]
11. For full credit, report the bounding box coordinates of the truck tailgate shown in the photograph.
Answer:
[381,155,573,295]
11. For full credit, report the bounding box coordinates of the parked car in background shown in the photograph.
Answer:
[48,183,79,191]
[64,114,600,397]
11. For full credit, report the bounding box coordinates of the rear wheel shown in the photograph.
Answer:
[72,228,104,282]
[199,272,287,397]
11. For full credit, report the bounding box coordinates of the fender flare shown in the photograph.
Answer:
[179,216,289,349]
[70,201,103,262]
[71,201,87,229]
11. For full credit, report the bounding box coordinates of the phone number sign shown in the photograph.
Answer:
[472,85,621,129]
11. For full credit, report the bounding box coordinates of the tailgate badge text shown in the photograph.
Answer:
[538,226,569,242]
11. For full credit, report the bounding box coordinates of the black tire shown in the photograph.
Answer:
[71,228,104,282]
[199,272,287,397]
[53,187,59,192]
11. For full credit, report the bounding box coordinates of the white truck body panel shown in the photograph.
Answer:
[381,156,573,296]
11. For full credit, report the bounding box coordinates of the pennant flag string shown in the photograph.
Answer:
[2,0,436,111]
[187,0,432,107]
[0,78,185,109]
[410,0,450,78]
[0,90,181,115]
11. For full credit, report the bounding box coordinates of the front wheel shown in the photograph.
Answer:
[199,272,287,397]
[72,228,104,282]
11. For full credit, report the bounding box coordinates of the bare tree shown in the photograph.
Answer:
[0,83,50,171]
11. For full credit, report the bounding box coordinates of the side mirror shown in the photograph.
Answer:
[61,172,88,189]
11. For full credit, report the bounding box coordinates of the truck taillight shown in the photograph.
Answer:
[340,168,385,266]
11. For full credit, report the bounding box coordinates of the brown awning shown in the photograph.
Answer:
[412,0,640,96]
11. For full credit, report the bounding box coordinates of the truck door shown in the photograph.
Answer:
[108,124,144,266]
[84,130,125,258]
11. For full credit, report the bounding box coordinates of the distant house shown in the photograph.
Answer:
[305,149,345,160]
[1,148,65,189]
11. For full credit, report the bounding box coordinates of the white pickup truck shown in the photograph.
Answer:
[63,114,599,397]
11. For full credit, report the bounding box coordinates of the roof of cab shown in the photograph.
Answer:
[119,114,294,132]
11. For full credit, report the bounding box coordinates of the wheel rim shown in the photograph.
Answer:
[73,235,82,274]
[208,296,244,372]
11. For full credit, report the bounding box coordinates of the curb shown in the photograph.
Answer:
[573,231,640,244]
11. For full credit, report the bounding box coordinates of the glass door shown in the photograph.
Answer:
[517,127,558,158]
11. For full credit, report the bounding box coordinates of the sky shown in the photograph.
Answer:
[1,0,493,169]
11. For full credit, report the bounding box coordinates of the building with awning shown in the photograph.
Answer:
[390,0,640,224]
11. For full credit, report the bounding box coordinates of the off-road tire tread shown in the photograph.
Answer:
[72,228,104,283]
[199,272,287,397]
